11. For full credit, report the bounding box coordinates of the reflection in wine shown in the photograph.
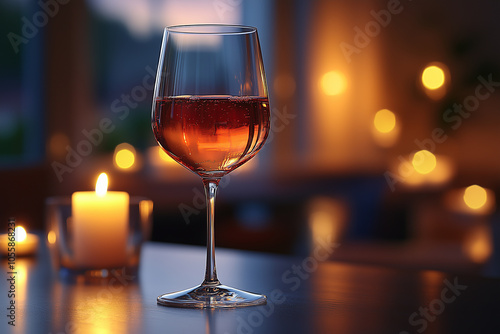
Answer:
[153,96,270,178]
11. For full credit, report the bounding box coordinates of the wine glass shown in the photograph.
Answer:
[151,24,270,308]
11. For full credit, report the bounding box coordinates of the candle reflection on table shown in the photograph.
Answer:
[4,258,32,334]
[17,260,28,333]
[46,274,141,334]
[70,285,128,334]
[463,224,493,264]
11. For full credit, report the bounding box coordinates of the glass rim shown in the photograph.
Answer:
[165,24,257,35]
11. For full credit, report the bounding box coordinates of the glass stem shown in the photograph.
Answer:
[202,177,221,286]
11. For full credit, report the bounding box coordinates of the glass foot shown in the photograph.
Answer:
[157,283,267,308]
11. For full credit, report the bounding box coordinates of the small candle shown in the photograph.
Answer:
[71,173,129,269]
[1,226,39,257]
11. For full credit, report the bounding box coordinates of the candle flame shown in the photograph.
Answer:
[96,173,108,197]
[15,226,27,242]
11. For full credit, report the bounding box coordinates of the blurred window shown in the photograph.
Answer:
[0,1,45,166]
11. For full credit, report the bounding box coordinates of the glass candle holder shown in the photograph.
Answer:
[45,196,153,277]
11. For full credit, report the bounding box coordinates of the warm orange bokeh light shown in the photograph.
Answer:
[464,225,492,263]
[47,230,57,245]
[320,71,346,96]
[422,65,445,90]
[308,197,347,252]
[373,109,396,133]
[114,143,136,170]
[412,150,437,175]
[157,147,176,164]
[463,185,487,210]
[445,186,495,216]
[115,149,135,169]
[48,132,70,159]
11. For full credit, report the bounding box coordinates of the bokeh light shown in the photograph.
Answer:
[158,147,175,164]
[116,149,135,169]
[445,186,495,216]
[463,185,487,210]
[373,109,396,133]
[412,150,437,175]
[47,230,56,245]
[47,132,70,159]
[422,65,445,90]
[464,225,492,263]
[320,71,346,96]
[114,143,136,170]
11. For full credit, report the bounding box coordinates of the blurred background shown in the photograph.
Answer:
[1,0,500,276]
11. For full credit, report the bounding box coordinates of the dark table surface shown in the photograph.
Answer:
[2,240,500,334]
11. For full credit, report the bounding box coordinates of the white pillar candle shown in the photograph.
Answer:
[71,173,129,269]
